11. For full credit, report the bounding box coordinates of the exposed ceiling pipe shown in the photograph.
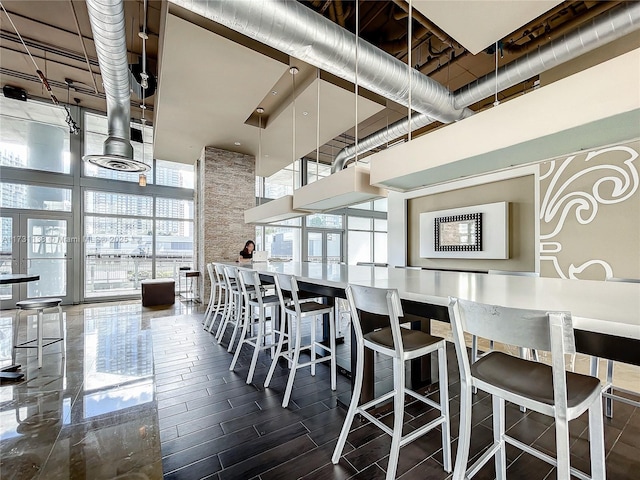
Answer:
[391,0,459,48]
[83,0,148,172]
[169,0,472,124]
[454,1,640,108]
[334,1,346,28]
[503,0,622,54]
[381,25,431,56]
[332,0,640,172]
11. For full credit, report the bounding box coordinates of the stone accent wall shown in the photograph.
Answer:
[195,146,255,303]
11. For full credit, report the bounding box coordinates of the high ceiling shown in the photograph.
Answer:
[0,1,626,173]
[0,0,161,121]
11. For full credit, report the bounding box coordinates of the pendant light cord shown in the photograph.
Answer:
[0,1,79,134]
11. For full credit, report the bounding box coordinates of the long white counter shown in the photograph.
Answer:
[229,262,639,342]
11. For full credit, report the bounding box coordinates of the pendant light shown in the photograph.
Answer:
[292,6,386,212]
[244,67,306,224]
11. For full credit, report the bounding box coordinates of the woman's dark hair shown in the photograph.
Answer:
[241,240,255,255]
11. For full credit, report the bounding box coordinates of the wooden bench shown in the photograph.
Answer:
[141,278,175,307]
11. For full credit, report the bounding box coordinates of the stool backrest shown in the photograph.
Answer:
[223,265,238,292]
[273,273,301,313]
[214,263,226,286]
[448,298,575,411]
[207,263,216,286]
[346,284,405,356]
[236,267,254,305]
[238,267,259,288]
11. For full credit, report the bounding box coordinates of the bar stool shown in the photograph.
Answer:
[448,297,605,480]
[230,268,282,384]
[216,266,243,352]
[211,263,232,335]
[203,262,221,331]
[264,273,336,408]
[13,298,64,369]
[591,276,640,418]
[332,285,452,480]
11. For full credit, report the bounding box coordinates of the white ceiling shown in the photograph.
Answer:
[258,78,385,177]
[154,13,385,175]
[413,0,563,55]
[154,14,286,166]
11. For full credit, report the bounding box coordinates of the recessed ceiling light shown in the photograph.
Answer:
[271,91,278,95]
[234,141,241,146]
[264,154,269,158]
[302,111,309,116]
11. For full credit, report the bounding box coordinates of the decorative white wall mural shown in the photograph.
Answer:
[539,144,639,279]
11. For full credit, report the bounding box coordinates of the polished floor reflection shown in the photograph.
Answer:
[0,301,196,480]
[1,300,639,480]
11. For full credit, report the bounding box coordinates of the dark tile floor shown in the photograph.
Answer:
[154,310,640,480]
[1,300,639,479]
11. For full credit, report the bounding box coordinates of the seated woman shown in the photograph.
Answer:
[238,240,255,262]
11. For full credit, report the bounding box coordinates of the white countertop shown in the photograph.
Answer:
[224,262,640,341]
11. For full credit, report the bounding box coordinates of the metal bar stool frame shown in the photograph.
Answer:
[591,276,640,418]
[448,297,605,480]
[202,262,216,329]
[216,265,245,352]
[13,298,64,369]
[332,284,452,480]
[211,263,232,336]
[229,268,282,384]
[264,273,336,408]
[203,262,225,332]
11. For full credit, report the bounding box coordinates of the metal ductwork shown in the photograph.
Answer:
[331,1,640,172]
[454,1,640,108]
[332,112,435,172]
[169,0,472,124]
[83,0,149,173]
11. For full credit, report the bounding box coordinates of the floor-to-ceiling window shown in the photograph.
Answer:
[0,96,74,307]
[82,112,194,299]
[0,96,194,305]
[346,199,388,265]
[253,159,388,264]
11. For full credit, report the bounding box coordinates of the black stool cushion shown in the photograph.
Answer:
[365,327,443,352]
[472,351,600,408]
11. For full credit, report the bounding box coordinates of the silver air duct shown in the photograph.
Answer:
[169,0,472,124]
[331,1,640,172]
[454,1,640,109]
[332,112,435,172]
[84,0,149,173]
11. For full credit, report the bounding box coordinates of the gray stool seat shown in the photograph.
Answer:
[448,298,605,480]
[473,351,600,408]
[16,298,62,310]
[13,298,65,369]
[365,327,443,353]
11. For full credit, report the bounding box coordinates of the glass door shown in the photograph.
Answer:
[305,230,343,264]
[0,214,72,308]
[0,216,16,303]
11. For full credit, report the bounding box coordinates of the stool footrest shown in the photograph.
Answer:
[15,337,64,349]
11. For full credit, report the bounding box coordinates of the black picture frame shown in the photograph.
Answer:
[434,212,482,252]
